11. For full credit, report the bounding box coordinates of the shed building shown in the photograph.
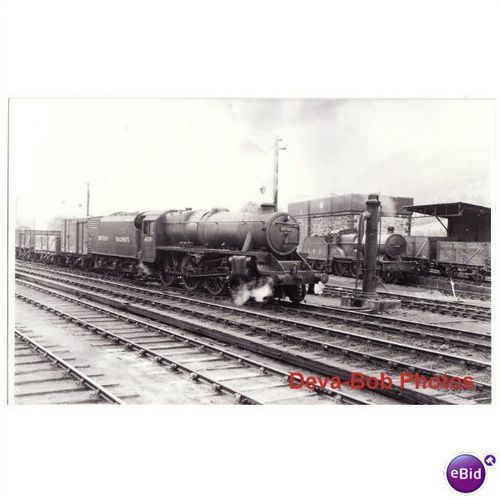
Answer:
[404,202,490,242]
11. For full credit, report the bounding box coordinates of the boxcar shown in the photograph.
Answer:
[61,218,89,255]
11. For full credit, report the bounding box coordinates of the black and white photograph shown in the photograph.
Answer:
[2,2,499,499]
[10,98,493,405]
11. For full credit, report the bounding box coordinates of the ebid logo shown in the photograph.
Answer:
[446,454,495,493]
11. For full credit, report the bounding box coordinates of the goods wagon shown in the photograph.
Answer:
[34,232,61,253]
[15,229,61,262]
[403,202,491,281]
[436,241,491,280]
[404,236,447,273]
[61,218,89,255]
[404,236,490,281]
[15,228,33,251]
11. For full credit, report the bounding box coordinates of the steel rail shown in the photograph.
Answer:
[15,270,491,372]
[269,302,491,349]
[323,284,491,320]
[16,262,490,342]
[16,275,492,400]
[15,285,368,405]
[14,328,123,404]
[16,260,492,312]
[326,283,492,312]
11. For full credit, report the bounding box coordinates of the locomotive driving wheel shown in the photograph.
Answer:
[180,255,201,292]
[285,284,307,305]
[335,262,350,277]
[160,256,177,287]
[204,276,227,296]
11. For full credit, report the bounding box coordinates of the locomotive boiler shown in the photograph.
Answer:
[161,208,299,255]
[327,228,407,261]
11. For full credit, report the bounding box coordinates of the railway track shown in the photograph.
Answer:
[16,263,492,353]
[14,328,123,404]
[16,262,491,344]
[334,273,491,301]
[16,282,368,405]
[17,260,491,320]
[323,284,491,321]
[424,273,491,287]
[16,265,492,404]
[425,288,491,302]
[412,275,490,301]
[271,301,490,350]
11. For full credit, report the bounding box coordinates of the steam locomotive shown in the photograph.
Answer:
[16,208,328,304]
[302,227,418,283]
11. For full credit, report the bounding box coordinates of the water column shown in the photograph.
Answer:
[362,193,381,295]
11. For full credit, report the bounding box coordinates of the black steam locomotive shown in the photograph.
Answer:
[16,207,327,304]
[301,228,418,283]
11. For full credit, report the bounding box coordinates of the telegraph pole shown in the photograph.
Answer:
[86,182,90,217]
[273,137,286,211]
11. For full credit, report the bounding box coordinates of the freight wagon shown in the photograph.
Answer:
[15,229,61,262]
[405,236,491,281]
[403,202,491,282]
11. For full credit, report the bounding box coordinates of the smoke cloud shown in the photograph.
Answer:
[232,278,274,306]
[138,262,153,276]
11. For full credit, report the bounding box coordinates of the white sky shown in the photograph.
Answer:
[10,98,495,228]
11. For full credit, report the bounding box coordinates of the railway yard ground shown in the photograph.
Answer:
[13,261,492,405]
[309,275,491,333]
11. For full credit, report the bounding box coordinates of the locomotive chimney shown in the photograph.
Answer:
[260,203,276,214]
